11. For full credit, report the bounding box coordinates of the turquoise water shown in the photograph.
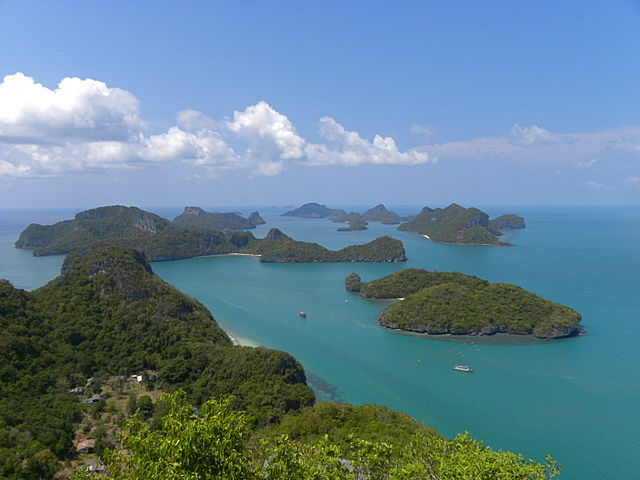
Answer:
[1,206,638,479]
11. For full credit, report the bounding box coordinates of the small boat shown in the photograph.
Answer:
[453,365,473,372]
[299,312,307,318]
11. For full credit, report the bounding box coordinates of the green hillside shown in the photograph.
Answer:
[397,203,525,245]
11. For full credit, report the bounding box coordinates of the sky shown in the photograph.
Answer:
[1,0,639,209]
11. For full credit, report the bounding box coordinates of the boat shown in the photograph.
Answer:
[299,312,307,318]
[453,365,473,372]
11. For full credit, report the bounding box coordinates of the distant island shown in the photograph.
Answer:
[15,205,406,263]
[346,268,581,339]
[333,204,407,231]
[397,203,525,246]
[282,202,347,218]
[173,206,265,230]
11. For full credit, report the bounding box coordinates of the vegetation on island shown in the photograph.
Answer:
[173,206,265,230]
[346,268,581,338]
[282,202,347,218]
[0,247,313,479]
[249,229,406,263]
[334,213,369,231]
[69,390,561,480]
[15,205,406,263]
[333,204,406,231]
[397,203,525,246]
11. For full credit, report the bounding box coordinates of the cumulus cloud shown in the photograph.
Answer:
[0,72,144,144]
[227,101,306,160]
[307,117,433,166]
[0,73,241,177]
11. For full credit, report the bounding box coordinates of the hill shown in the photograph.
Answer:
[15,206,406,263]
[346,268,581,338]
[0,247,314,479]
[249,229,405,262]
[397,203,525,245]
[282,202,346,218]
[361,203,402,224]
[173,206,264,230]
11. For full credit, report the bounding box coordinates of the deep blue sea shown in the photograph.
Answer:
[1,206,638,479]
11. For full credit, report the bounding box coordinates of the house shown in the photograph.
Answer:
[76,439,95,454]
[85,394,101,406]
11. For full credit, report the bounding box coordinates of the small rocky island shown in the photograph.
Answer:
[397,203,525,246]
[345,268,581,339]
[173,206,265,230]
[15,205,406,263]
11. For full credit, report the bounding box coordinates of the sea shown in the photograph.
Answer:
[1,205,638,480]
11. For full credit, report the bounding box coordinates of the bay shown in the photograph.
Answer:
[1,205,638,479]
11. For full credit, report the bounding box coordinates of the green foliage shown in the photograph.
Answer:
[350,268,581,338]
[71,392,561,480]
[344,273,362,292]
[397,203,524,245]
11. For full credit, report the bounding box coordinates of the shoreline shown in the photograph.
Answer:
[226,330,261,347]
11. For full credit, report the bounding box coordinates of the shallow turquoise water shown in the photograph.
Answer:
[1,206,638,479]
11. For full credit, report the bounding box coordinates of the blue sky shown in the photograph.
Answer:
[1,0,639,208]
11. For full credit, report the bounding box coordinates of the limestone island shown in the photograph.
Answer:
[345,268,581,339]
[397,203,525,246]
[15,205,406,263]
[282,202,346,218]
[332,204,409,232]
[173,206,265,230]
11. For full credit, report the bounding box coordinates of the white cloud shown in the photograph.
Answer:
[0,72,144,144]
[227,101,306,160]
[586,180,604,190]
[176,109,219,131]
[307,117,433,166]
[410,123,433,141]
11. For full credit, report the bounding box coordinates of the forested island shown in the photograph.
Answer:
[397,203,525,245]
[333,204,407,231]
[15,205,406,263]
[0,248,560,479]
[172,206,265,230]
[282,202,346,218]
[346,268,581,339]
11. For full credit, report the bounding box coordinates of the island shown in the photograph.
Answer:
[397,203,525,245]
[332,204,406,231]
[15,205,406,263]
[345,268,581,339]
[282,202,347,218]
[173,206,265,230]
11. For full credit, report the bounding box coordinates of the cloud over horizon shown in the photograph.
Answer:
[0,73,638,183]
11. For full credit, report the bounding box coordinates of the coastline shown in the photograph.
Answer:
[226,330,261,347]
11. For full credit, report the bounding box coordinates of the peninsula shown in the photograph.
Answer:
[15,205,406,263]
[397,203,525,245]
[346,268,581,339]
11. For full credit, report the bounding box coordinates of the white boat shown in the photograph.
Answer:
[453,365,473,372]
